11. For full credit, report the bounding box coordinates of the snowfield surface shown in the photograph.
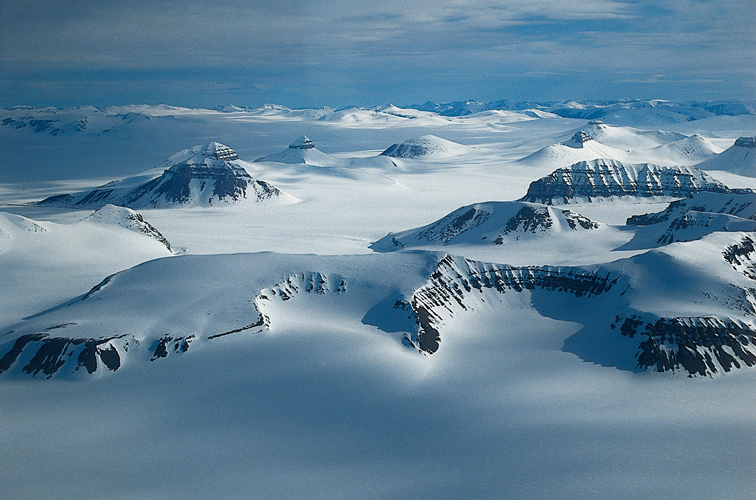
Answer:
[1,101,756,500]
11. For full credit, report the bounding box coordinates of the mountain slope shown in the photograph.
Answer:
[79,204,172,250]
[695,136,756,176]
[371,201,600,251]
[518,130,629,166]
[0,210,173,326]
[380,135,468,159]
[520,159,730,204]
[5,235,756,378]
[254,135,347,167]
[38,142,286,208]
[645,133,720,165]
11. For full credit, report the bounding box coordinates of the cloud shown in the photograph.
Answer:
[0,0,753,106]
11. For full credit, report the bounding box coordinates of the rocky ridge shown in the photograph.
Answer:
[371,201,600,251]
[521,159,729,204]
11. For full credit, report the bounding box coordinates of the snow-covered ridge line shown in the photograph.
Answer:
[408,255,620,354]
[405,99,756,119]
[520,159,729,205]
[4,244,756,378]
[371,201,600,252]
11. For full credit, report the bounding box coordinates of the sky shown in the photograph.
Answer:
[0,0,754,109]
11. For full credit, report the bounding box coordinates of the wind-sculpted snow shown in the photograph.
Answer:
[38,142,284,208]
[371,201,599,251]
[521,159,729,204]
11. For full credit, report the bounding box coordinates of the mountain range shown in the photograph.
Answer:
[2,100,755,500]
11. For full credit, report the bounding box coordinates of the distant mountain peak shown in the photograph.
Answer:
[289,135,315,149]
[38,142,284,208]
[203,141,239,160]
[734,136,756,148]
[566,130,594,147]
[380,135,466,158]
[694,135,756,176]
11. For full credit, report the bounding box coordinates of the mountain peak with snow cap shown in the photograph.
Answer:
[39,142,286,208]
[203,141,239,160]
[380,135,467,158]
[289,135,315,149]
[166,141,239,166]
[565,131,594,147]
[695,135,756,176]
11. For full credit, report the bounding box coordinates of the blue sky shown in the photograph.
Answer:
[0,0,753,108]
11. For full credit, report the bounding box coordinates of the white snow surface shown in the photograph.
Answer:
[695,136,756,176]
[380,134,469,158]
[1,102,756,500]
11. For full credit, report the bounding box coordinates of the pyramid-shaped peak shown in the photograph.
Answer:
[203,142,239,160]
[289,135,315,149]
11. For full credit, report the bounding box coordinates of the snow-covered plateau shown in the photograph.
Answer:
[1,100,755,500]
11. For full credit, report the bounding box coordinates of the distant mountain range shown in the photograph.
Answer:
[405,99,756,120]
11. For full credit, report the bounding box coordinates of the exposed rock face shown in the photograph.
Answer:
[371,201,600,251]
[565,130,594,147]
[407,255,620,354]
[289,135,315,149]
[615,315,756,376]
[653,212,756,246]
[625,192,756,246]
[628,192,756,226]
[5,247,756,379]
[0,269,348,378]
[734,136,756,148]
[0,329,129,378]
[521,159,729,204]
[81,204,172,250]
[38,142,282,208]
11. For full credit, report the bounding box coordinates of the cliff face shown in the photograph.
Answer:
[406,255,620,354]
[5,242,756,379]
[521,159,729,204]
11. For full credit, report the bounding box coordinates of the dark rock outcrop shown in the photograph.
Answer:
[616,315,756,376]
[521,159,729,204]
